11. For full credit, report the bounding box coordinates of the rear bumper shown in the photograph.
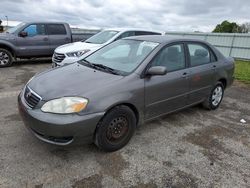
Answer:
[18,93,104,145]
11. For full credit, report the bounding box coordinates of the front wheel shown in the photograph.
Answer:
[0,48,13,67]
[94,105,136,152]
[203,82,224,110]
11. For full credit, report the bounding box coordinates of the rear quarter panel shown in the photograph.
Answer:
[215,57,235,88]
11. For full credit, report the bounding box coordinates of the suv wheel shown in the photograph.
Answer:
[0,48,13,67]
[94,105,136,152]
[203,82,224,110]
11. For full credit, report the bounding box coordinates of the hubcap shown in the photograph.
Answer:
[0,51,10,65]
[106,116,129,143]
[212,86,223,106]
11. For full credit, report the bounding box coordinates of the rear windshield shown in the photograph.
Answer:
[85,30,118,44]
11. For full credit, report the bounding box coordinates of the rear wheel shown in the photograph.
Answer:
[94,105,136,152]
[0,48,13,67]
[202,82,224,110]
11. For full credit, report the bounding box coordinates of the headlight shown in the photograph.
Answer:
[66,50,90,57]
[41,97,88,114]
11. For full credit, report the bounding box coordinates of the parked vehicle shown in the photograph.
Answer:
[0,22,87,67]
[18,36,234,152]
[52,28,163,67]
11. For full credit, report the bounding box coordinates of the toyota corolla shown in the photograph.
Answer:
[18,36,234,152]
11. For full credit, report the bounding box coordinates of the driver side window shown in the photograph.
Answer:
[23,24,46,37]
[151,44,186,72]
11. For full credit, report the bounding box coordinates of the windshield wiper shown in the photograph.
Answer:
[81,59,92,66]
[81,60,120,75]
[92,63,120,75]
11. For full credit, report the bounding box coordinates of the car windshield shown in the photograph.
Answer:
[83,39,159,75]
[84,30,119,44]
[5,22,26,34]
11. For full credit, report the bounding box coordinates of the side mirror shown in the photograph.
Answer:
[19,31,28,37]
[146,66,167,76]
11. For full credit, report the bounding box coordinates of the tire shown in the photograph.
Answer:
[202,82,224,110]
[94,105,136,152]
[0,48,13,67]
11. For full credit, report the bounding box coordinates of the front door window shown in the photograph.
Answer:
[23,24,46,37]
[151,44,186,72]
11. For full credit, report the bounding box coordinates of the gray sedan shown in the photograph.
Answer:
[18,36,234,152]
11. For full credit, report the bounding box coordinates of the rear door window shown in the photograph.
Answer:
[47,24,66,35]
[116,31,135,40]
[187,43,213,66]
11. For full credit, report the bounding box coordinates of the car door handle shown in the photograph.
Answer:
[212,65,217,68]
[182,72,188,78]
[43,37,49,41]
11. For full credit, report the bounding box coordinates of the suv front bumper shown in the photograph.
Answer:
[52,52,80,68]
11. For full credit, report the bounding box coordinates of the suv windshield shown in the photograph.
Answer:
[85,30,118,44]
[83,39,159,75]
[5,22,26,34]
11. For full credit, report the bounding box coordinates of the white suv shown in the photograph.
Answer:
[52,28,163,67]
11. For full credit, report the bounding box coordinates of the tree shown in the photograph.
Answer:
[212,20,248,33]
[240,22,250,33]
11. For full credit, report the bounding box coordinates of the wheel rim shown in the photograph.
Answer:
[106,116,129,143]
[0,51,10,65]
[212,86,223,106]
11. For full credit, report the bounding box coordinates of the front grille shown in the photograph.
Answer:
[53,52,65,63]
[24,87,41,108]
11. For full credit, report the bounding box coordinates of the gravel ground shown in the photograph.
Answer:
[0,60,250,188]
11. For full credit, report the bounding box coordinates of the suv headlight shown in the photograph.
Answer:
[66,50,90,57]
[41,97,88,114]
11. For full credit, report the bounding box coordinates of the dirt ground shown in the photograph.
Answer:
[0,60,250,188]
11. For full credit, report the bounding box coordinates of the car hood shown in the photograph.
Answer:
[28,63,123,101]
[0,33,14,40]
[55,41,103,54]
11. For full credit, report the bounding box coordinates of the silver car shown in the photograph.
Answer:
[18,36,234,152]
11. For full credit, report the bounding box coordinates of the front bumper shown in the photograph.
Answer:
[18,93,104,145]
[52,55,80,68]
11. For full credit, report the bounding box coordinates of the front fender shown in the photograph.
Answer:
[80,90,145,125]
[99,92,145,125]
[0,39,17,55]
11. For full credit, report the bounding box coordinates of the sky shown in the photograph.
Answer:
[1,0,250,32]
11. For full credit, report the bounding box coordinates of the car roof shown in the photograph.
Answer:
[104,27,163,34]
[25,21,68,25]
[124,35,208,44]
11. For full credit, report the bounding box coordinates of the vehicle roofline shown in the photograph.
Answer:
[24,21,69,25]
[123,35,213,45]
[103,27,163,33]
